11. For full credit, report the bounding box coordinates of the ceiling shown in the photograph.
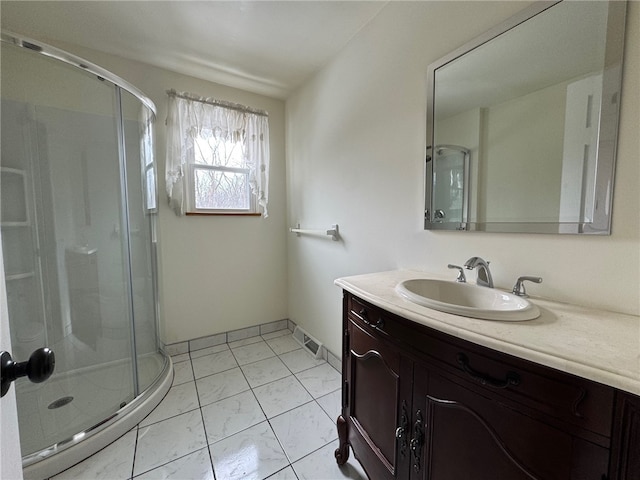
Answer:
[0,1,387,99]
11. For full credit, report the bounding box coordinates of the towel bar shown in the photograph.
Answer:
[289,224,339,241]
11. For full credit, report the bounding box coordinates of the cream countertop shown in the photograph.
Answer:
[335,270,640,397]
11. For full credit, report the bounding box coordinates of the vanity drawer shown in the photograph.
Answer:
[347,295,412,344]
[348,295,390,331]
[422,336,615,441]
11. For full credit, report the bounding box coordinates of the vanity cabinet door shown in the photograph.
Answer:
[338,315,413,480]
[410,363,610,480]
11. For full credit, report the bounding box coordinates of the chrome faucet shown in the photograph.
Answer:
[464,257,494,288]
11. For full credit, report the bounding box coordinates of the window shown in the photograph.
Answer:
[165,90,270,217]
[190,127,253,212]
[141,107,156,212]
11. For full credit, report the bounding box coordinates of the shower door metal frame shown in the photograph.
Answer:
[114,86,141,397]
[1,31,155,113]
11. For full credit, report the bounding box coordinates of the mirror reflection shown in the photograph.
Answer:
[426,0,626,234]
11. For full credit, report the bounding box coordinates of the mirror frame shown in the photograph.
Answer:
[425,0,627,234]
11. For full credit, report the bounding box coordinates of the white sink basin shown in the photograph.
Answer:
[395,279,540,321]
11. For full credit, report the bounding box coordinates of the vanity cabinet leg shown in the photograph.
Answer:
[335,415,350,465]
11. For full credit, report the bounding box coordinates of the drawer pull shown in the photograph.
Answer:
[358,308,384,329]
[457,353,520,389]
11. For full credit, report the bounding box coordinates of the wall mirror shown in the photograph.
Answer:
[425,0,626,234]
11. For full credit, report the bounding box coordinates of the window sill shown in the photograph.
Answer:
[185,212,262,217]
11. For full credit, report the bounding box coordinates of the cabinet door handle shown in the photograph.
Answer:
[409,410,424,473]
[457,353,520,389]
[396,400,409,457]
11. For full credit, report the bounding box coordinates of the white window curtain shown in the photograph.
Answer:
[165,90,270,216]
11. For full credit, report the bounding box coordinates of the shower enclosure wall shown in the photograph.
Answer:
[1,33,171,479]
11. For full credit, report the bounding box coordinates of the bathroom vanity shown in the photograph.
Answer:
[334,271,640,480]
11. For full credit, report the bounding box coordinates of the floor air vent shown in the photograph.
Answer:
[292,326,323,359]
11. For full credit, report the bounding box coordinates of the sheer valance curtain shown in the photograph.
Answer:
[165,90,270,216]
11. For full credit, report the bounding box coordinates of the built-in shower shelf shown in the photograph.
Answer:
[6,271,35,281]
[1,167,30,226]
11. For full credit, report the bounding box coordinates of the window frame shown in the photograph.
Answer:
[186,162,257,215]
[141,118,157,214]
[184,124,260,216]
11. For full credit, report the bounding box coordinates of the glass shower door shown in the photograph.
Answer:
[1,41,136,456]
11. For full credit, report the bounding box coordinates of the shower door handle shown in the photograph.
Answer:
[1,348,55,398]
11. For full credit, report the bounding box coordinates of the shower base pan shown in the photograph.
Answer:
[21,356,173,480]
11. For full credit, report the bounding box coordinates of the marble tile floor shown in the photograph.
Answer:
[49,329,368,480]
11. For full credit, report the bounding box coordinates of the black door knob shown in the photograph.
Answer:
[1,347,55,398]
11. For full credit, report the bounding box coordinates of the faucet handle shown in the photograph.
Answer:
[448,264,466,283]
[512,276,542,297]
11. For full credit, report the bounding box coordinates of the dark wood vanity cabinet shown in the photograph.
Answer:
[336,291,640,480]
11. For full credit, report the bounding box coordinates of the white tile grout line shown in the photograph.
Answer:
[191,356,217,480]
[130,428,139,480]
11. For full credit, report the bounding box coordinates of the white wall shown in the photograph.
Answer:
[482,81,566,222]
[40,42,289,345]
[286,1,640,358]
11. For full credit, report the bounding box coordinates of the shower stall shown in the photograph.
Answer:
[431,145,471,225]
[1,33,172,478]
